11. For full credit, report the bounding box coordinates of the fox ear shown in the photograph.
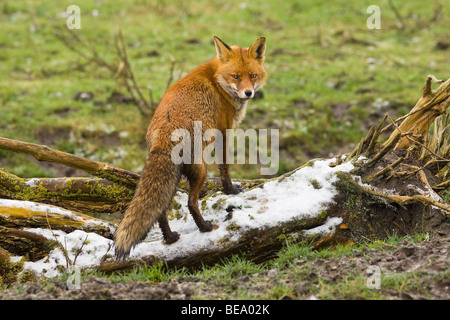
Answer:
[248,37,266,63]
[214,36,232,62]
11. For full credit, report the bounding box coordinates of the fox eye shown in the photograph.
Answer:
[250,74,258,78]
[231,74,240,80]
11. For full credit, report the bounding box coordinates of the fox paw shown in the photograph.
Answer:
[163,231,180,245]
[199,220,217,232]
[223,184,242,195]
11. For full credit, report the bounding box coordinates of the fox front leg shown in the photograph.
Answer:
[218,133,241,194]
[218,163,241,194]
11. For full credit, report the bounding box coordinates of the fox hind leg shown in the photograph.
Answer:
[158,212,180,244]
[185,163,214,232]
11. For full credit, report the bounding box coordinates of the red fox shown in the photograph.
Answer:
[114,36,267,259]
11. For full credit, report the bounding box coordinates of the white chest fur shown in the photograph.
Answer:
[233,100,248,128]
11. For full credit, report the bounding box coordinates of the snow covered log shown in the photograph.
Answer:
[100,158,357,272]
[0,200,113,237]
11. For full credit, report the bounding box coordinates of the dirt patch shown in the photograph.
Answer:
[35,126,71,147]
[1,276,194,300]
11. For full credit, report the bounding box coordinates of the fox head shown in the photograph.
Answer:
[213,36,267,103]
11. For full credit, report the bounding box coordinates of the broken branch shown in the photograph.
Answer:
[0,137,139,188]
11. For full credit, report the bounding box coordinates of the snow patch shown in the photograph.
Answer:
[24,178,40,187]
[304,217,343,235]
[22,229,112,278]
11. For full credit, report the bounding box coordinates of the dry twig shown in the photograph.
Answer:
[55,28,179,119]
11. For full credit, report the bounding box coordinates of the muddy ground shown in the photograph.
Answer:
[1,234,448,300]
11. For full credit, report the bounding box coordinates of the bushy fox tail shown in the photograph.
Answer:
[114,152,180,259]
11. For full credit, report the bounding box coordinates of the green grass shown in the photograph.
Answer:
[442,189,450,203]
[1,0,449,180]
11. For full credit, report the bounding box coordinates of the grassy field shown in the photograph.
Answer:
[1,0,449,180]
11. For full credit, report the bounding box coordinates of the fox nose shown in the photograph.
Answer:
[244,90,253,97]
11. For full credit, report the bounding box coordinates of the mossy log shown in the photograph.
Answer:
[0,245,23,285]
[0,168,133,214]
